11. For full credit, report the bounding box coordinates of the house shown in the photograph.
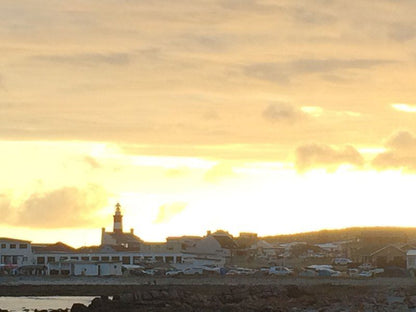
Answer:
[0,238,33,267]
[354,244,406,267]
[183,230,238,264]
[369,245,406,267]
[407,250,416,270]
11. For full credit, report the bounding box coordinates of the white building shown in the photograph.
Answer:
[0,238,33,267]
[47,260,122,276]
[407,250,416,270]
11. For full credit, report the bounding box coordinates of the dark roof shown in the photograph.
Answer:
[77,244,140,253]
[0,237,31,244]
[32,242,75,253]
[107,232,143,245]
[370,244,405,257]
[212,236,238,249]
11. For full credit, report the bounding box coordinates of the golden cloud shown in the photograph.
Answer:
[154,202,187,224]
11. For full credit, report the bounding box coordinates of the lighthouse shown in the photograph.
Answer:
[113,202,123,233]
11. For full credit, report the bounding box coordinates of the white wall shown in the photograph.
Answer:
[0,240,33,266]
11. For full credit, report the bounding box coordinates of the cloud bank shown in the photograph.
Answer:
[295,143,364,172]
[0,185,108,228]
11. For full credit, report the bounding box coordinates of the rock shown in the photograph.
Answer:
[408,295,416,308]
[70,303,88,312]
[150,290,162,299]
[119,293,135,303]
[141,291,152,300]
[89,297,103,309]
[286,285,306,298]
[388,296,406,305]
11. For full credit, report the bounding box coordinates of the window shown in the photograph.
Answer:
[37,257,45,264]
[19,244,27,249]
[165,256,174,263]
[176,256,182,263]
[70,256,79,260]
[111,256,120,261]
[10,244,16,249]
[101,256,109,261]
[91,256,99,261]
[81,256,89,261]
[133,256,141,264]
[122,256,130,264]
[1,244,6,249]
[47,257,55,263]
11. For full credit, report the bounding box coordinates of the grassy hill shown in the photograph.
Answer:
[262,226,416,244]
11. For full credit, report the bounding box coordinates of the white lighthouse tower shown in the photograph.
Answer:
[113,202,123,234]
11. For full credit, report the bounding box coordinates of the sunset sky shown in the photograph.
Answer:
[1,0,416,247]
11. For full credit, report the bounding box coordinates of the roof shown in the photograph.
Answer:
[105,232,143,245]
[32,242,75,253]
[370,244,405,257]
[0,237,31,244]
[212,235,238,249]
[78,244,140,253]
[407,250,416,256]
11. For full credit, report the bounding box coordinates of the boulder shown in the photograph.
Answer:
[70,303,88,312]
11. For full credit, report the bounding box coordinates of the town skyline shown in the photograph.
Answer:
[1,1,416,247]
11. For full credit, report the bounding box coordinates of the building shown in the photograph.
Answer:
[47,260,122,276]
[0,238,33,267]
[354,244,406,267]
[407,250,416,270]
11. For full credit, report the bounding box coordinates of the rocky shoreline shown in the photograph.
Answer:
[1,278,416,311]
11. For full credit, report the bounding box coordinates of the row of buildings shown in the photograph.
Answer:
[2,203,416,276]
[0,204,248,275]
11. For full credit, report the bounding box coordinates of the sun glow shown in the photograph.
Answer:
[392,103,416,113]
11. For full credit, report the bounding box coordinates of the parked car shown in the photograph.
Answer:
[333,258,353,265]
[298,269,317,277]
[317,269,341,277]
[358,271,373,278]
[182,267,203,275]
[165,269,183,277]
[201,265,222,274]
[142,269,157,276]
[269,266,293,276]
[358,263,373,270]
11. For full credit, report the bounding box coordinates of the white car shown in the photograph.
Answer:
[182,267,203,275]
[165,269,183,277]
[358,263,374,270]
[201,265,222,274]
[269,266,293,276]
[333,258,353,265]
[358,271,373,278]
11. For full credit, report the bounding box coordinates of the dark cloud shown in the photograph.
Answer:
[32,52,131,66]
[246,58,394,83]
[295,143,364,172]
[372,131,416,171]
[3,185,109,228]
[290,7,336,25]
[389,23,416,42]
[262,103,305,123]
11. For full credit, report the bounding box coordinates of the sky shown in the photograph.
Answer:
[1,0,416,247]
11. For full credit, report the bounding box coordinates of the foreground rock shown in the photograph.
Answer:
[69,284,416,311]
